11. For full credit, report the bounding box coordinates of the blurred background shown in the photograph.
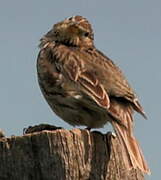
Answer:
[0,0,160,179]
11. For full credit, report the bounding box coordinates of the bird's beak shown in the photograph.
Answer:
[45,29,55,39]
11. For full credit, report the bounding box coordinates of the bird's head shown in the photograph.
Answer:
[39,15,94,48]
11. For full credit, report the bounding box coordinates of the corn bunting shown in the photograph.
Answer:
[37,15,150,174]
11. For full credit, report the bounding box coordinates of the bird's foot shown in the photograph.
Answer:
[85,127,91,131]
[23,124,62,135]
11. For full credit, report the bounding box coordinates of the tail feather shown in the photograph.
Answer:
[109,99,150,174]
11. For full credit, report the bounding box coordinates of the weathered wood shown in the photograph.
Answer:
[0,128,144,180]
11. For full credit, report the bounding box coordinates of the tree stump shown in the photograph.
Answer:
[0,127,144,180]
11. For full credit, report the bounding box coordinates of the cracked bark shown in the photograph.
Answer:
[0,128,144,180]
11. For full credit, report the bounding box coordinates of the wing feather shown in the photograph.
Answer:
[63,57,110,109]
[79,72,110,109]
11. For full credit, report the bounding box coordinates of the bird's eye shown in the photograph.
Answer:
[83,32,89,37]
[54,31,59,36]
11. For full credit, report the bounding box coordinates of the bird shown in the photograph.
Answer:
[37,15,150,174]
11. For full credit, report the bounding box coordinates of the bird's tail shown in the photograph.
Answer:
[109,99,150,174]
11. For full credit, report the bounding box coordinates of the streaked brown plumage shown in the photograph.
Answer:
[37,15,150,174]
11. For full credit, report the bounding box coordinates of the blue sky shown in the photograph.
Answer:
[0,0,160,179]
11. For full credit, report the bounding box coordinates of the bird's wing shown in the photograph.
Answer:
[94,49,147,118]
[63,55,110,110]
[52,44,146,119]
